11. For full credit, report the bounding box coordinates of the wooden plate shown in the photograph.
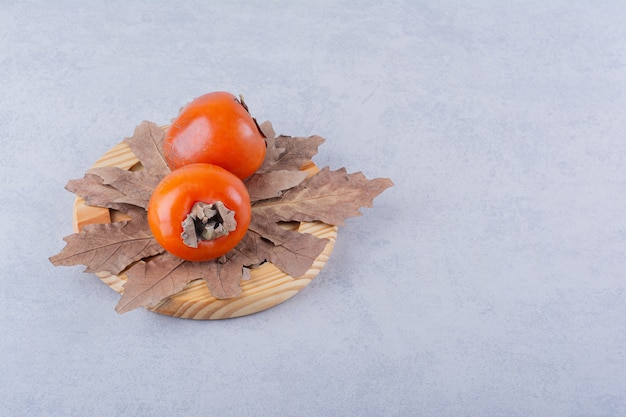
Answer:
[73,142,338,319]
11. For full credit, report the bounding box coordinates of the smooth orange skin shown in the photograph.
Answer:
[163,91,267,179]
[147,163,252,262]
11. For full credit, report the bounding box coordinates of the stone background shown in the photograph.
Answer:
[2,1,626,416]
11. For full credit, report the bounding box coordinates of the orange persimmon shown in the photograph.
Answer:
[163,91,266,179]
[147,163,251,262]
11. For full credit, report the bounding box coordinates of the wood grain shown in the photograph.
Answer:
[72,141,338,319]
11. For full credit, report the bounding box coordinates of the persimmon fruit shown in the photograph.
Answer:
[163,91,266,179]
[147,163,251,262]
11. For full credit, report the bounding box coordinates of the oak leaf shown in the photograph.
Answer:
[257,123,324,173]
[247,219,329,277]
[115,250,254,313]
[252,167,394,226]
[257,121,284,173]
[123,121,170,176]
[65,172,129,213]
[49,209,163,275]
[244,170,308,201]
[273,134,325,171]
[87,167,161,209]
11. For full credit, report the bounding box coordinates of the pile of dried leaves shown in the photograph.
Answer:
[50,120,393,314]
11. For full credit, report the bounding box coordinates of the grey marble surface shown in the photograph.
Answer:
[3,1,626,416]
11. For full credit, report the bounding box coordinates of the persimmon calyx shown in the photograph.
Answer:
[181,201,237,248]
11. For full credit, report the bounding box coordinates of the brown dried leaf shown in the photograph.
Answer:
[123,121,170,176]
[65,123,167,213]
[116,251,245,313]
[221,233,266,269]
[65,173,129,212]
[257,121,284,173]
[49,209,164,275]
[88,166,161,209]
[244,227,329,278]
[257,121,324,173]
[116,253,193,313]
[252,167,394,226]
[272,134,325,171]
[259,120,276,141]
[207,257,245,299]
[245,170,308,201]
[248,218,299,245]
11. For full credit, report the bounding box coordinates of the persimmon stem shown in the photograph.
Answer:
[181,201,237,248]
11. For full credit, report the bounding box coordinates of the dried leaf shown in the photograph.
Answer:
[123,121,170,176]
[248,218,302,246]
[88,166,161,209]
[252,167,394,226]
[259,120,276,140]
[65,173,130,213]
[273,134,325,171]
[244,228,329,278]
[245,170,308,201]
[116,253,196,313]
[259,131,325,173]
[65,123,167,212]
[116,251,245,313]
[257,121,284,173]
[49,209,164,275]
[206,257,244,299]
[222,233,265,268]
